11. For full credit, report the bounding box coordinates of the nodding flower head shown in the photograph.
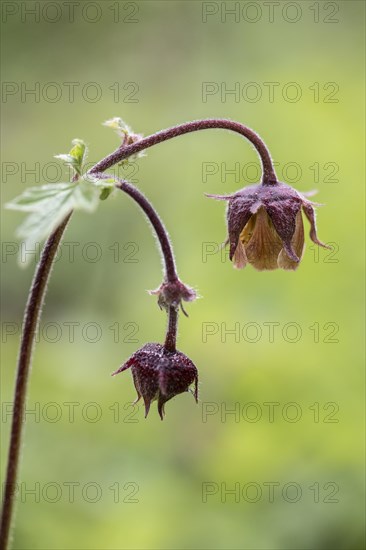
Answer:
[207,182,330,271]
[150,279,197,316]
[112,343,198,420]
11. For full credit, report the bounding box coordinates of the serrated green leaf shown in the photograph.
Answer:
[9,177,100,267]
[72,179,99,212]
[54,153,74,163]
[54,139,87,175]
[16,187,76,267]
[5,183,74,212]
[103,117,130,136]
[69,139,86,168]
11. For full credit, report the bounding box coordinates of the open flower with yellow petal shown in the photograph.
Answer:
[207,182,329,271]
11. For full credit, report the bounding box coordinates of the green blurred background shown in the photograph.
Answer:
[1,1,365,549]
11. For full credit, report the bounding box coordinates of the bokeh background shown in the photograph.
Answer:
[1,1,365,549]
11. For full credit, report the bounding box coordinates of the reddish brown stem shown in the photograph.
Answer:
[99,174,180,353]
[89,119,277,185]
[164,307,178,353]
[0,213,71,550]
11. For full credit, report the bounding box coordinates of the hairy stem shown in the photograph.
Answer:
[164,307,178,353]
[2,117,271,547]
[0,213,71,550]
[89,118,277,184]
[111,175,180,353]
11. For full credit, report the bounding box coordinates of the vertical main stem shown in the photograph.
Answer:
[0,213,71,550]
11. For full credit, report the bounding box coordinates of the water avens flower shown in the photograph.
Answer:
[208,181,329,271]
[112,343,198,420]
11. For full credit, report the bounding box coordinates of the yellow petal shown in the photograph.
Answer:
[241,207,283,271]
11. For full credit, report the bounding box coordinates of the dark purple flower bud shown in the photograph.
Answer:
[112,343,198,420]
[149,279,197,316]
[207,182,330,271]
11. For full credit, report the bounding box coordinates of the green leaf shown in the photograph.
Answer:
[72,178,99,212]
[5,183,74,212]
[102,117,131,137]
[69,139,86,168]
[102,117,146,161]
[16,187,76,266]
[84,174,116,201]
[99,187,114,200]
[7,177,100,267]
[55,138,87,175]
[84,174,114,188]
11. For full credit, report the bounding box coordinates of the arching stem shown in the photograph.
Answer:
[90,118,277,185]
[101,174,181,353]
